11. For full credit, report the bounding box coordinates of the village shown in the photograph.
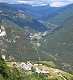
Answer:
[7,61,50,74]
[1,54,65,77]
[1,54,50,74]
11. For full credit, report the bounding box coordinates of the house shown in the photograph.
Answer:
[26,61,33,70]
[20,62,27,70]
[33,65,49,74]
[20,61,33,71]
[1,55,6,60]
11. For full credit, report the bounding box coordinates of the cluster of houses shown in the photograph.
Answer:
[7,61,49,74]
[29,31,48,40]
[1,55,64,76]
[1,55,49,74]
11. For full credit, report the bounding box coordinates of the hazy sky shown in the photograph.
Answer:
[0,0,73,7]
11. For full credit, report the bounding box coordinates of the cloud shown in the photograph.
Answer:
[0,0,73,7]
[17,0,49,6]
[50,0,73,7]
[17,0,73,7]
[0,0,17,3]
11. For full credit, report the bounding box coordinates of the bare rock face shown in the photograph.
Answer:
[0,25,6,37]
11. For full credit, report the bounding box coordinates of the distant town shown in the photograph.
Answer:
[1,54,66,76]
